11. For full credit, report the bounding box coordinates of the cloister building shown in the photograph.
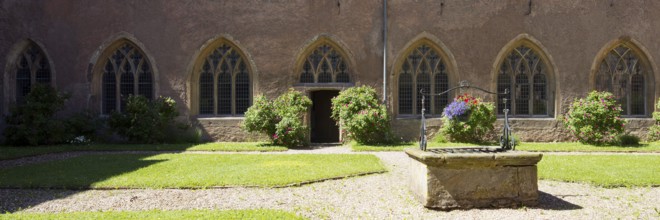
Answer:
[1,0,658,142]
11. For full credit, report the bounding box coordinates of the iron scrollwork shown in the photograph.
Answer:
[419,80,515,151]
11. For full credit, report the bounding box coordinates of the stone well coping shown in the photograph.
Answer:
[405,148,543,168]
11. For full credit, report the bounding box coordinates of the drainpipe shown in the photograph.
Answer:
[382,0,388,104]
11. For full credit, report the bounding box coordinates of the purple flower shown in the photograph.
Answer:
[443,101,470,120]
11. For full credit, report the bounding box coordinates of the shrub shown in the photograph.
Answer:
[243,89,312,147]
[272,89,312,147]
[4,84,71,145]
[331,86,391,144]
[65,110,102,144]
[647,98,660,141]
[562,91,626,145]
[243,95,277,136]
[616,134,640,146]
[440,93,496,143]
[108,95,179,143]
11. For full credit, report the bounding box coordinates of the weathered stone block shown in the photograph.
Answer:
[405,148,542,210]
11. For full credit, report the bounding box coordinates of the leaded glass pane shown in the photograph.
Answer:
[515,74,529,115]
[102,62,116,114]
[16,57,31,104]
[533,74,547,115]
[498,45,548,116]
[399,72,413,114]
[235,62,250,115]
[119,62,134,112]
[217,62,232,115]
[596,45,647,116]
[317,60,332,83]
[434,70,449,116]
[416,72,430,115]
[300,43,350,83]
[300,61,314,83]
[336,61,350,82]
[199,61,214,115]
[15,44,52,104]
[631,74,644,115]
[103,43,153,113]
[497,68,511,115]
[200,43,252,116]
[138,63,153,100]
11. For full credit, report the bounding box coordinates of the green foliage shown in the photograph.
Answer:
[616,134,640,146]
[243,89,312,147]
[562,91,626,145]
[242,95,277,136]
[65,110,103,144]
[108,95,179,143]
[4,84,71,146]
[647,98,660,141]
[440,94,496,143]
[331,86,392,144]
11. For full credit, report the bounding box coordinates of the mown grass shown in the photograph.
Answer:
[0,154,386,189]
[517,142,660,152]
[351,141,486,152]
[0,142,287,160]
[538,155,660,187]
[0,209,306,220]
[353,140,660,152]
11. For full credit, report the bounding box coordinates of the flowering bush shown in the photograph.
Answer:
[242,89,311,147]
[562,91,626,144]
[331,86,392,144]
[647,98,660,141]
[440,94,496,143]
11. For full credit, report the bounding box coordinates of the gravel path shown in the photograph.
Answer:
[1,148,659,219]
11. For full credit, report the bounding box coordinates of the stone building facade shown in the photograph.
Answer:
[1,0,658,142]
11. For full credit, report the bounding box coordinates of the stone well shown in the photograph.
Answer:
[405,147,543,210]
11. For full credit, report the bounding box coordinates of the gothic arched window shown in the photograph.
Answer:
[198,43,251,116]
[299,44,350,83]
[398,44,449,116]
[497,46,549,116]
[102,43,153,114]
[16,43,51,104]
[596,45,648,116]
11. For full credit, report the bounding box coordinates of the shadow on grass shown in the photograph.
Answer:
[535,191,583,210]
[0,154,164,213]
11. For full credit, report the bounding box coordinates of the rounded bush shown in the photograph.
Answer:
[331,86,391,144]
[242,89,311,147]
[440,94,496,143]
[562,91,626,145]
[647,98,660,142]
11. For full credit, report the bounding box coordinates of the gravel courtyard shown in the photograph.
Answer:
[1,149,658,219]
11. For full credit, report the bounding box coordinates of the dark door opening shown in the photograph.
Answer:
[311,90,340,143]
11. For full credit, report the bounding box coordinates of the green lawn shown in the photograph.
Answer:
[0,209,305,220]
[351,141,484,152]
[0,142,287,160]
[352,141,660,152]
[0,154,386,189]
[538,155,660,187]
[517,142,660,152]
